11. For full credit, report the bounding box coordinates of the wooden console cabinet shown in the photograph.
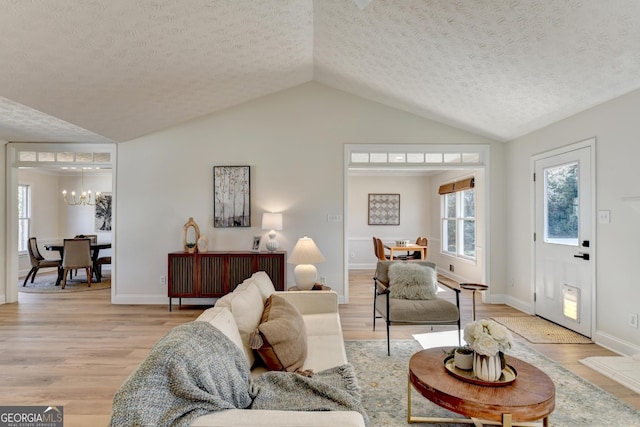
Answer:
[168,251,286,310]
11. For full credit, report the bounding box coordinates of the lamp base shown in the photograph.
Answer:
[265,231,278,252]
[293,264,317,290]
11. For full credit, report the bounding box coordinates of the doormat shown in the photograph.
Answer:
[491,315,592,344]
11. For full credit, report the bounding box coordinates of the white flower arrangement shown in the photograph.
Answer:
[463,319,513,357]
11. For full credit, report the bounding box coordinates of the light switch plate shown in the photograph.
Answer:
[598,210,610,224]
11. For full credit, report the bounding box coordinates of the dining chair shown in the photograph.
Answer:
[375,237,406,261]
[96,255,111,280]
[23,237,62,287]
[75,234,97,243]
[405,236,428,260]
[61,238,92,289]
[373,237,390,261]
[71,234,98,279]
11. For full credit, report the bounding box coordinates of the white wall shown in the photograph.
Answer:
[348,174,432,269]
[506,88,640,355]
[115,82,502,304]
[0,140,6,304]
[58,173,112,239]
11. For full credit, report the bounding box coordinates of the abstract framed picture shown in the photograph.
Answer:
[368,193,400,225]
[213,166,251,227]
[95,193,112,231]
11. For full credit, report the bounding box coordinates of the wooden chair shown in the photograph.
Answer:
[374,237,404,261]
[23,237,62,287]
[61,238,92,289]
[373,260,461,355]
[373,237,387,260]
[405,236,428,260]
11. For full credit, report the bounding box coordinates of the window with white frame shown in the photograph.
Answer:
[441,178,476,259]
[18,184,31,253]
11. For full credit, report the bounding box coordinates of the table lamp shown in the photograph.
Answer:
[261,212,283,252]
[287,236,325,290]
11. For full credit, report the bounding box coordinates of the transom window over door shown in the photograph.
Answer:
[440,177,476,260]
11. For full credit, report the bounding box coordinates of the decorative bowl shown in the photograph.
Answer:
[395,239,410,246]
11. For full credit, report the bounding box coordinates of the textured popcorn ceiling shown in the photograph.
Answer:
[1,0,640,143]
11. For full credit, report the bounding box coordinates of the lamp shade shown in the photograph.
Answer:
[287,236,325,265]
[261,212,283,231]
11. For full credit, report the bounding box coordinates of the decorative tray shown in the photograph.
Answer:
[443,356,517,387]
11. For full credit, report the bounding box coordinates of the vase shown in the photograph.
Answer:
[454,351,474,370]
[473,352,502,382]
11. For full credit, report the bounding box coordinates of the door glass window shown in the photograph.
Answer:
[544,162,578,246]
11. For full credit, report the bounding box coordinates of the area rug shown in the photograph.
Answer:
[344,339,640,426]
[580,355,640,395]
[19,270,111,293]
[491,315,592,344]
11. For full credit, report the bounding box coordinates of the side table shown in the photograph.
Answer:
[288,283,332,291]
[459,283,488,321]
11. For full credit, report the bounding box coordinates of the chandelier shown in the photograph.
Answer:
[62,168,102,206]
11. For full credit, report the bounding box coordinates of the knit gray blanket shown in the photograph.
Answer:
[109,321,368,427]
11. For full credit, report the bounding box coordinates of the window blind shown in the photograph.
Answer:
[438,177,475,195]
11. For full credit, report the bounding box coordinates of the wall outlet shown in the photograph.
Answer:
[160,275,166,286]
[327,214,342,222]
[449,264,455,272]
[630,313,638,328]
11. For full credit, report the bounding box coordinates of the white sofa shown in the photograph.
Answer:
[190,271,366,427]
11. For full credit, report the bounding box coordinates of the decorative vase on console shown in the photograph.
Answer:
[464,319,513,382]
[183,217,201,254]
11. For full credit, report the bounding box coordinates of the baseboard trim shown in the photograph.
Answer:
[592,330,640,357]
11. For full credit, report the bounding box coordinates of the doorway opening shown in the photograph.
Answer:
[343,144,490,304]
[5,142,116,304]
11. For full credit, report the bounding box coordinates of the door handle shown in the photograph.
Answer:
[574,253,590,260]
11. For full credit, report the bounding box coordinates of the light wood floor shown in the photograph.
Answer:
[1,270,637,427]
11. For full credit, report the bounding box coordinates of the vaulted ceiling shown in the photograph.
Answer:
[2,0,640,144]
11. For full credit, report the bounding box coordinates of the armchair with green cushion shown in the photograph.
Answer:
[373,260,461,355]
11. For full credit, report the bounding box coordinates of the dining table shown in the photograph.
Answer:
[384,243,427,260]
[44,242,112,285]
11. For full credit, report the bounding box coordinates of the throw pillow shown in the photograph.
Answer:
[250,294,307,372]
[388,262,437,300]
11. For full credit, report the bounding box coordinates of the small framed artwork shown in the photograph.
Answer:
[213,166,251,227]
[368,193,400,225]
[95,193,112,231]
[252,235,262,252]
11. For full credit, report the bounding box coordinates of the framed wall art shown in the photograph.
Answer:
[252,235,261,252]
[214,166,251,227]
[95,193,112,231]
[368,193,400,225]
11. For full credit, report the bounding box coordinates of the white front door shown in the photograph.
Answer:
[534,142,593,337]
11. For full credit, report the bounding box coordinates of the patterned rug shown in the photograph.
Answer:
[491,315,592,344]
[19,269,111,293]
[344,339,640,426]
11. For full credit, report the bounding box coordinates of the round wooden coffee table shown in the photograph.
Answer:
[408,347,555,426]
